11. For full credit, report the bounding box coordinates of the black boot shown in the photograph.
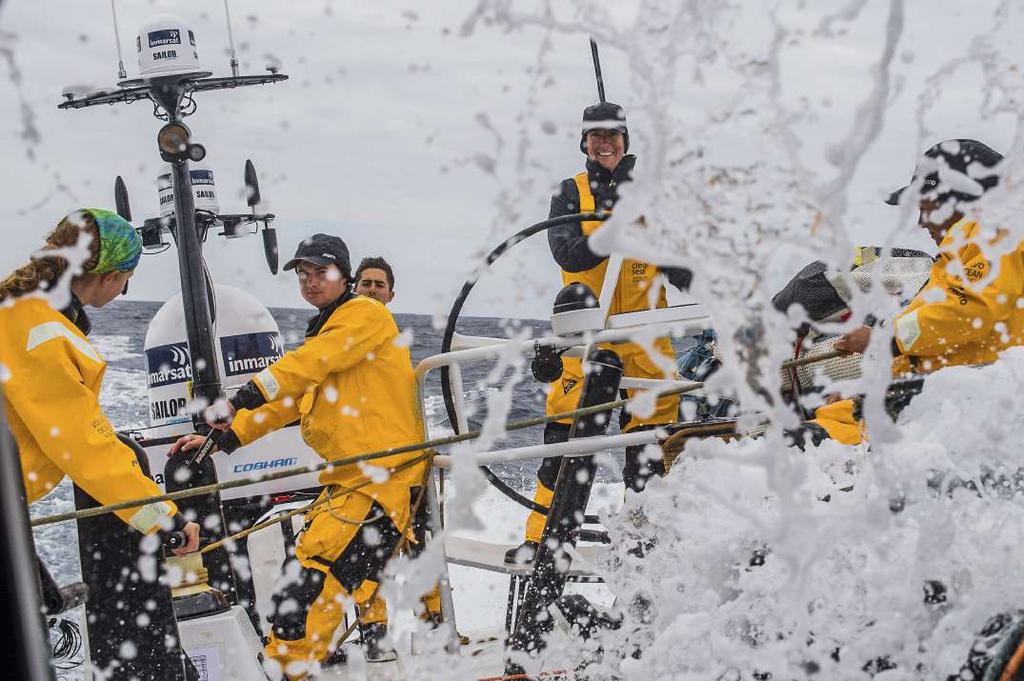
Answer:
[361,622,397,663]
[503,540,539,565]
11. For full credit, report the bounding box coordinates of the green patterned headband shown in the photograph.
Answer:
[81,208,142,274]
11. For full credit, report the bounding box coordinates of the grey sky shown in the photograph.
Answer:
[0,1,1018,318]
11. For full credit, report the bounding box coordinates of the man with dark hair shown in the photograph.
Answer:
[355,256,395,305]
[351,253,443,660]
[172,233,428,677]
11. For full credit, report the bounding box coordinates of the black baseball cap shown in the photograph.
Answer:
[283,233,351,278]
[885,138,1003,206]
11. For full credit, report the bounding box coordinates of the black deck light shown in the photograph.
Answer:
[157,121,204,162]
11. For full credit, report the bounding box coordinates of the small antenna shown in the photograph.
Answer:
[590,37,606,103]
[110,0,127,80]
[223,0,239,77]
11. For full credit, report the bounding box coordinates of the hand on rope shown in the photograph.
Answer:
[833,325,872,355]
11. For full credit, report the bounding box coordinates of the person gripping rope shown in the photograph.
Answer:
[171,233,429,679]
[0,209,199,552]
[505,101,692,564]
[803,139,1024,443]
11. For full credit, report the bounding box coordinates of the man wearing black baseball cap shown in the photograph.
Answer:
[172,232,435,675]
[281,233,352,310]
[834,138,1024,375]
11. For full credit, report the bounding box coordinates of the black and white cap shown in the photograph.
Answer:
[283,233,351,279]
[886,138,1004,207]
[580,101,630,153]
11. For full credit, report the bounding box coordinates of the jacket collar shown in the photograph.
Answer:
[585,154,636,187]
[60,294,92,337]
[305,287,355,337]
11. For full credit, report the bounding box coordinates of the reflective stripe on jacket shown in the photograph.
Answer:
[892,219,1024,374]
[229,296,427,488]
[0,297,176,533]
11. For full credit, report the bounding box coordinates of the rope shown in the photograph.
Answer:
[30,383,700,528]
[780,348,843,370]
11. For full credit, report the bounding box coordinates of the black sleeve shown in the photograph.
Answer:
[547,179,606,273]
[219,429,242,455]
[230,382,266,411]
[663,266,692,292]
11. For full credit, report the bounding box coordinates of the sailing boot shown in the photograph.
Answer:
[361,622,397,663]
[503,483,548,565]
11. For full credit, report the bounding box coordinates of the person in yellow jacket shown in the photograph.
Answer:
[814,139,1022,443]
[350,255,442,661]
[506,102,693,564]
[172,233,428,679]
[0,209,199,551]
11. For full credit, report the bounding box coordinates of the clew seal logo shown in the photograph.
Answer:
[146,342,193,388]
[220,332,284,377]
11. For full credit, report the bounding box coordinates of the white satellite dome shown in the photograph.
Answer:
[143,285,284,427]
[134,14,209,81]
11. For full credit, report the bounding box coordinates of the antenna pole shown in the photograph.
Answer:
[223,0,239,78]
[589,37,605,103]
[111,0,127,80]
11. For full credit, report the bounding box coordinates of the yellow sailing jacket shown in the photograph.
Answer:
[892,219,1024,374]
[229,295,427,489]
[0,297,176,533]
[564,172,668,315]
[810,398,865,445]
[812,220,1024,446]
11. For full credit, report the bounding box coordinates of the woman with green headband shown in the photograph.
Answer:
[0,209,199,553]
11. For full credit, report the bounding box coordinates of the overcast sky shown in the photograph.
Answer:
[0,1,1018,319]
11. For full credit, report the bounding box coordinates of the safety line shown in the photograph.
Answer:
[30,383,701,528]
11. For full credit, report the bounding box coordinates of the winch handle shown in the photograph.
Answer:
[187,428,224,468]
